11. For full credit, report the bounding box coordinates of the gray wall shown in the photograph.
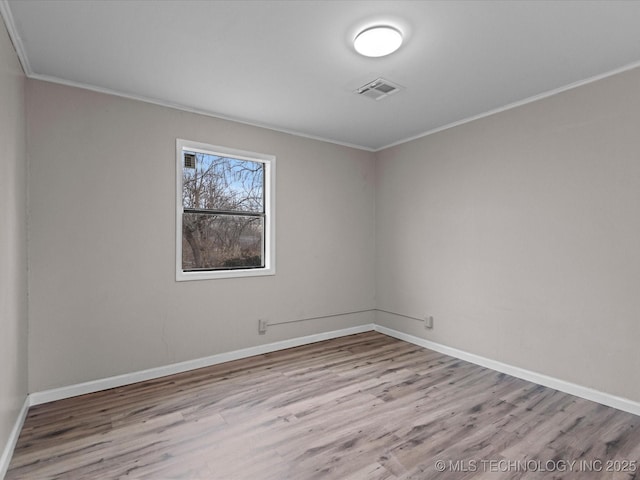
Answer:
[375,66,640,403]
[26,80,376,392]
[0,16,27,462]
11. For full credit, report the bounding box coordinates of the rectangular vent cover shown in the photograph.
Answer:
[184,152,196,169]
[355,78,403,100]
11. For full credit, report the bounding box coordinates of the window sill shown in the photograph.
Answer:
[176,267,275,282]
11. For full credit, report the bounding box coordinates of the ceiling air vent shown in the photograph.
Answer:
[184,152,196,169]
[355,77,403,101]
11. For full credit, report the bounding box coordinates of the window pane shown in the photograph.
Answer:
[182,213,264,270]
[183,152,264,213]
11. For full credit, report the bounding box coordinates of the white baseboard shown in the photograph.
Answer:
[0,396,29,479]
[29,324,376,406]
[374,324,640,417]
[27,322,640,418]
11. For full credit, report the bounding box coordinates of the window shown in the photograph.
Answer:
[176,139,275,281]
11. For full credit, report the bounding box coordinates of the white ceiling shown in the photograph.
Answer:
[4,0,640,151]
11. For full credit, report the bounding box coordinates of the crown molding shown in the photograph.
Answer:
[0,0,32,75]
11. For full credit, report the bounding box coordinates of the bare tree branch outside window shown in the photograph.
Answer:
[182,151,265,270]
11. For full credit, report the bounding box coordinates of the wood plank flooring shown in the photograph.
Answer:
[7,332,640,479]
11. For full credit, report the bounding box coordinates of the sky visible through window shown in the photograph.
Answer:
[182,152,263,213]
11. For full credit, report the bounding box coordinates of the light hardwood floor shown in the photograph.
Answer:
[7,332,640,479]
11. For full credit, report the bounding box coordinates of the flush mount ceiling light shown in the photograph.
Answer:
[354,26,403,57]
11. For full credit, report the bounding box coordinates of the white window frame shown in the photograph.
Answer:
[176,139,275,281]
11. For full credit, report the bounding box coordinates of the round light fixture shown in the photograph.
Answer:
[354,26,403,57]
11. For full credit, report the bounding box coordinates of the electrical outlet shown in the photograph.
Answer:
[424,315,434,330]
[258,319,268,335]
